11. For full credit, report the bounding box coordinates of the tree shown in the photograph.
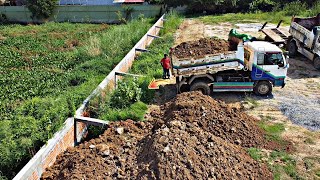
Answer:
[26,0,58,20]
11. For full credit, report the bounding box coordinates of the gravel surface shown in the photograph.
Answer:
[276,57,320,131]
[279,93,320,131]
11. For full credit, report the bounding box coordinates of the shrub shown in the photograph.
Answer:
[26,0,58,20]
[249,0,275,12]
[0,14,7,24]
[306,1,320,17]
[283,1,307,16]
[110,78,142,109]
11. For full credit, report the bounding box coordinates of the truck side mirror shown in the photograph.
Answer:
[257,53,265,65]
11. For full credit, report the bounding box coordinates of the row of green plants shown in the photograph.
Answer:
[0,18,152,179]
[87,12,182,123]
[148,0,319,15]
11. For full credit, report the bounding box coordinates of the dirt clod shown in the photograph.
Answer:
[172,38,237,59]
[41,92,276,180]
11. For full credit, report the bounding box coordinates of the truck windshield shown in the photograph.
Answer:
[264,53,284,66]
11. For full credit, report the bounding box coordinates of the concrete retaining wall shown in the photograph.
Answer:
[13,14,165,180]
[0,5,162,23]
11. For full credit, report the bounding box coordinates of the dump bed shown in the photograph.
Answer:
[171,43,245,76]
[289,14,320,49]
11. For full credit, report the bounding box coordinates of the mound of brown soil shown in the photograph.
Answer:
[172,38,237,59]
[137,123,273,179]
[41,92,277,180]
[162,92,267,148]
[41,120,153,179]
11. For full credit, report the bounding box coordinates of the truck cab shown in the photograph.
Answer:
[244,41,288,94]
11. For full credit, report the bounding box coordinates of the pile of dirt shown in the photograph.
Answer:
[138,121,273,179]
[160,92,268,148]
[172,38,237,59]
[41,120,153,179]
[42,92,275,179]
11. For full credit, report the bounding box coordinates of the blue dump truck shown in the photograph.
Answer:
[149,36,288,96]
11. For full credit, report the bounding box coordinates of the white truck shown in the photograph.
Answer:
[288,14,320,70]
[149,40,289,96]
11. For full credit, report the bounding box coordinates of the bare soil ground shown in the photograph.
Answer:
[173,18,320,179]
[174,19,206,46]
[42,92,274,180]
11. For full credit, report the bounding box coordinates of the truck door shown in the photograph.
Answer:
[259,52,287,82]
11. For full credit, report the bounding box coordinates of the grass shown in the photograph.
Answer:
[199,2,320,26]
[259,121,285,143]
[101,101,148,121]
[246,147,301,179]
[199,12,292,25]
[244,97,259,107]
[270,151,302,180]
[263,115,274,121]
[247,148,263,161]
[0,18,153,179]
[304,137,316,145]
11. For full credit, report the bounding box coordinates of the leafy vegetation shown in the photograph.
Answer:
[199,0,320,26]
[148,0,318,15]
[283,1,307,16]
[88,12,182,122]
[110,78,142,109]
[0,18,152,179]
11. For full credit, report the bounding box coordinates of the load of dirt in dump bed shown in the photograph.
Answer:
[42,92,275,180]
[172,38,237,59]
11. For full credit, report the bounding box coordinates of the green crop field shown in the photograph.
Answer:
[0,18,152,179]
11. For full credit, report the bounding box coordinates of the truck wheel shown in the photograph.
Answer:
[288,40,298,58]
[314,57,320,70]
[254,81,272,96]
[190,81,211,95]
